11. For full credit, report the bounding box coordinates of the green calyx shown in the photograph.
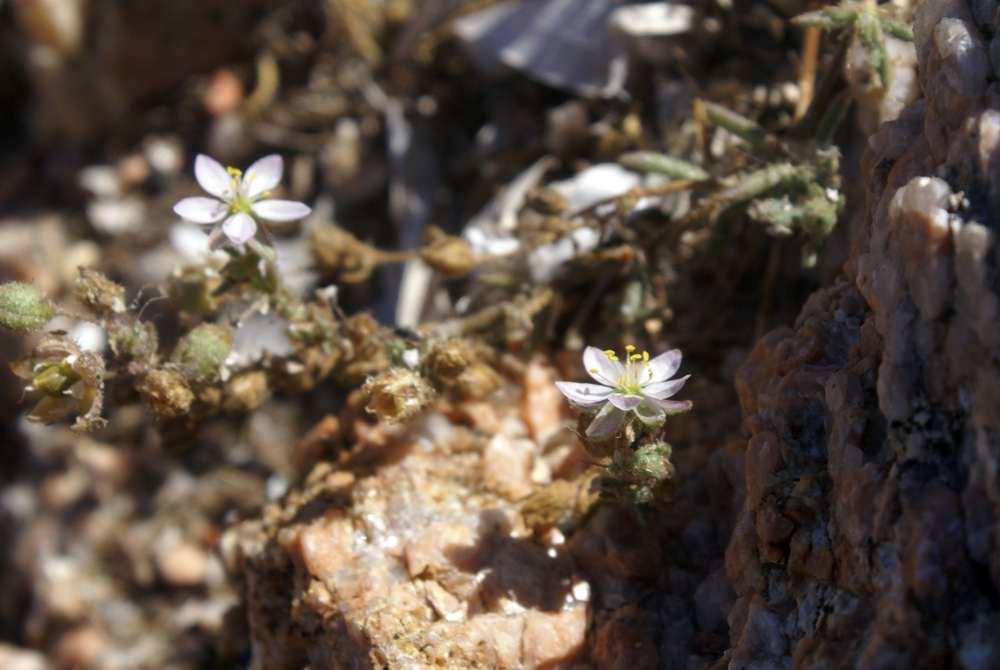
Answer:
[176,324,232,383]
[0,282,57,334]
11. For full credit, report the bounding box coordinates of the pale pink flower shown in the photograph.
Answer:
[556,345,691,438]
[173,154,311,248]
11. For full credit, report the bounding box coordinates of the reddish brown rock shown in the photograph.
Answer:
[724,1,1000,667]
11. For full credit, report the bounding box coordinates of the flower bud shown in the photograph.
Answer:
[174,324,231,384]
[361,367,433,424]
[109,321,158,359]
[0,282,57,334]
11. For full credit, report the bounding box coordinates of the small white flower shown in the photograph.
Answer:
[556,345,691,438]
[173,154,311,249]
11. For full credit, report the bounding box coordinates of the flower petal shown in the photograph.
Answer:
[586,402,626,438]
[583,346,625,386]
[555,381,613,410]
[207,226,227,251]
[647,349,682,382]
[633,400,665,426]
[244,154,284,199]
[252,199,312,222]
[608,393,642,410]
[222,212,257,245]
[647,397,693,415]
[173,196,228,224]
[641,375,690,400]
[194,154,233,199]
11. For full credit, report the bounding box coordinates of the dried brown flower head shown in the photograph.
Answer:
[419,226,479,279]
[73,267,126,318]
[361,367,434,424]
[12,333,106,431]
[139,369,194,418]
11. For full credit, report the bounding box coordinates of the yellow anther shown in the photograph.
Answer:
[604,349,616,357]
[617,376,623,386]
[625,344,635,352]
[630,354,642,360]
[230,180,237,189]
[261,190,271,197]
[226,166,243,177]
[642,351,649,362]
[589,368,599,373]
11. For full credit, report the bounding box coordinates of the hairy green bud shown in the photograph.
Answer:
[175,324,231,383]
[0,282,57,334]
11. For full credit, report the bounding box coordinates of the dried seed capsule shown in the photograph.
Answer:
[139,369,194,418]
[361,367,434,424]
[419,227,479,279]
[11,333,106,431]
[73,267,126,318]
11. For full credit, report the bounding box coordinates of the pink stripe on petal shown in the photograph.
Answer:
[252,199,311,221]
[194,154,232,198]
[244,155,283,198]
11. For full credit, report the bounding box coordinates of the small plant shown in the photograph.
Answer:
[794,1,913,90]
[556,345,692,506]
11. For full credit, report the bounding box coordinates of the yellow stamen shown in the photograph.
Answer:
[226,166,243,178]
[617,376,623,386]
[642,351,649,362]
[589,368,599,373]
[230,180,237,189]
[625,344,635,352]
[604,349,616,357]
[630,354,642,361]
[261,190,271,197]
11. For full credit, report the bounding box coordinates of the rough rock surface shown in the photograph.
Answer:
[224,360,744,670]
[726,1,1000,668]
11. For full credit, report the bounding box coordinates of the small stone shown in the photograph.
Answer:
[53,625,106,670]
[156,542,210,588]
[203,68,245,117]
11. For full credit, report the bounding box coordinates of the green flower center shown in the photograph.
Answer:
[33,360,81,397]
[224,166,271,215]
[599,345,651,395]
